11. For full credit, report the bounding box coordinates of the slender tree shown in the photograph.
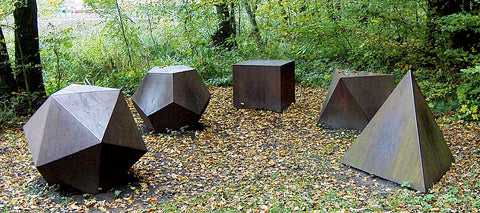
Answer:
[0,26,17,93]
[242,0,262,47]
[14,0,45,107]
[212,3,236,49]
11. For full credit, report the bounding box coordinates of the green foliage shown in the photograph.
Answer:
[457,65,480,121]
[34,0,480,120]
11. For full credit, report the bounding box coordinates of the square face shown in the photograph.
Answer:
[233,60,295,112]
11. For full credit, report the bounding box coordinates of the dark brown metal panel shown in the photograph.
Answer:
[341,75,395,119]
[233,60,295,112]
[23,98,52,164]
[411,73,454,191]
[340,72,424,191]
[102,93,147,151]
[37,98,101,167]
[340,71,453,192]
[99,143,147,190]
[317,80,369,130]
[53,89,119,141]
[37,144,102,194]
[281,61,295,110]
[148,103,201,132]
[132,72,173,117]
[172,69,211,115]
[318,70,394,130]
[133,65,209,132]
[54,84,117,95]
[24,84,148,193]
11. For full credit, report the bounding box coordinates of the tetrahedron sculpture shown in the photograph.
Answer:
[23,84,147,193]
[340,71,454,192]
[318,70,395,130]
[132,65,210,132]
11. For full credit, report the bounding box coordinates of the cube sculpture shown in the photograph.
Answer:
[23,84,147,193]
[340,71,454,192]
[318,70,395,130]
[233,60,295,112]
[132,65,210,132]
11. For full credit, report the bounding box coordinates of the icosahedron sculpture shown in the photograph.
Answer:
[233,60,295,112]
[23,84,147,193]
[318,70,395,130]
[340,71,454,192]
[132,65,210,132]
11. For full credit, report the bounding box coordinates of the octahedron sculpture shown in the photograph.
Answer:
[23,84,147,193]
[318,70,395,130]
[132,65,210,132]
[233,60,295,112]
[340,71,454,192]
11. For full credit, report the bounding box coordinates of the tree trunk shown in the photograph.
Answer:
[212,3,236,49]
[14,0,45,107]
[0,26,18,94]
[242,1,262,47]
[427,0,480,54]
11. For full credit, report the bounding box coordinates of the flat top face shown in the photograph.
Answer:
[53,84,118,96]
[234,60,294,67]
[336,69,393,77]
[148,65,195,74]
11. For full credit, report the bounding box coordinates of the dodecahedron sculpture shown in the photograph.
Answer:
[132,65,210,132]
[340,71,454,192]
[233,60,295,112]
[318,70,395,130]
[23,84,147,193]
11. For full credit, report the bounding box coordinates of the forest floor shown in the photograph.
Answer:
[1,86,479,212]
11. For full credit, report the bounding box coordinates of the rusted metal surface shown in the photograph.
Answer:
[23,84,147,193]
[233,60,295,112]
[340,71,454,192]
[132,65,210,132]
[318,70,395,130]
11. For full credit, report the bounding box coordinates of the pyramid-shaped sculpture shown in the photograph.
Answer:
[132,65,210,132]
[340,71,454,192]
[23,84,147,193]
[318,70,395,130]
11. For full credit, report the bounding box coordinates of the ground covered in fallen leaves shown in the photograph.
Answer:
[1,86,479,212]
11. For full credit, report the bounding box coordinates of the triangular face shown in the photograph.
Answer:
[24,98,53,164]
[102,93,147,151]
[341,75,394,119]
[412,76,454,190]
[318,80,369,130]
[99,143,146,190]
[36,99,101,167]
[319,71,342,117]
[54,84,117,95]
[52,90,119,141]
[37,144,102,193]
[340,71,453,192]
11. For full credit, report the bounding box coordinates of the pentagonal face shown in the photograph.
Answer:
[132,72,173,117]
[172,70,210,115]
[148,103,201,132]
[233,60,295,112]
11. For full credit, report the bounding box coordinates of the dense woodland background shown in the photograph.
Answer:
[0,0,479,128]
